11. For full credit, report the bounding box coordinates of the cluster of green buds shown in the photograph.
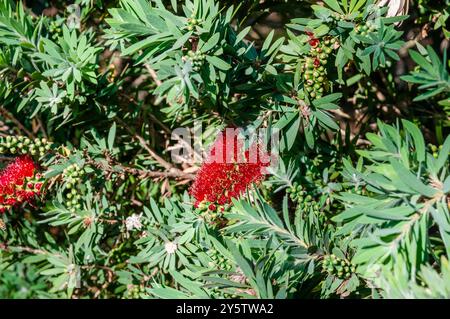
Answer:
[287,182,322,213]
[186,14,203,31]
[207,248,233,271]
[195,201,227,227]
[0,136,52,157]
[301,35,338,99]
[66,188,82,212]
[322,254,356,280]
[109,242,129,265]
[429,143,443,159]
[355,21,377,36]
[62,163,85,190]
[186,50,206,72]
[48,19,63,39]
[286,182,305,202]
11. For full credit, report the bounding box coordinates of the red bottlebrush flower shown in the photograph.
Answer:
[190,129,270,207]
[0,155,42,213]
[314,58,321,68]
[309,38,319,47]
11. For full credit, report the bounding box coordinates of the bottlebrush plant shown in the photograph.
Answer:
[0,0,449,300]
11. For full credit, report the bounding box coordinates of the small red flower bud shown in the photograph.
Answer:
[309,38,319,47]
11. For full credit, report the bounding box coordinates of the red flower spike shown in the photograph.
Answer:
[189,130,270,207]
[0,155,42,213]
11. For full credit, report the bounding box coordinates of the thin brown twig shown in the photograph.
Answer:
[0,107,34,139]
